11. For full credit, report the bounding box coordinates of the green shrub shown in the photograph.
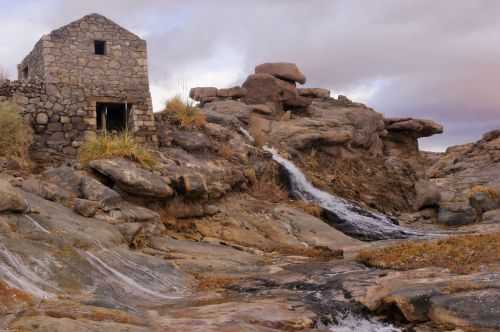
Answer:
[0,102,32,167]
[79,132,156,169]
[163,95,206,129]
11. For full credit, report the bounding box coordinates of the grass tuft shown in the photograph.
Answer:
[163,95,206,129]
[0,101,32,167]
[357,232,500,274]
[79,132,156,168]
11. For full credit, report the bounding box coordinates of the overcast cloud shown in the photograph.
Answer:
[1,0,500,151]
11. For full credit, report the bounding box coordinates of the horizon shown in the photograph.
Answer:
[1,1,499,152]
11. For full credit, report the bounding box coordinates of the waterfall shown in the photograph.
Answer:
[328,313,401,332]
[264,147,420,240]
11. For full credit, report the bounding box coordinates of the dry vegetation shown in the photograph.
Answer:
[162,95,206,129]
[0,101,33,167]
[79,132,156,168]
[468,185,498,199]
[357,232,500,274]
[247,166,289,203]
[291,200,322,218]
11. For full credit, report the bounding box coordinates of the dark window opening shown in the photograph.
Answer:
[94,40,106,55]
[22,67,29,80]
[96,102,130,133]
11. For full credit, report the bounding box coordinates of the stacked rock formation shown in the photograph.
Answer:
[190,62,333,114]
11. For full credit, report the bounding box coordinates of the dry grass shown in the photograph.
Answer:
[79,132,156,168]
[292,200,322,218]
[217,144,236,160]
[357,232,500,274]
[468,185,498,200]
[163,95,206,129]
[0,101,33,167]
[249,169,289,203]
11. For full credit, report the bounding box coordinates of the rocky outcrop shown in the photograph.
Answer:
[255,62,307,84]
[427,129,500,224]
[89,159,174,198]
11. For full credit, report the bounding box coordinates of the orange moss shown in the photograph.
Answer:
[357,232,500,274]
[291,200,322,218]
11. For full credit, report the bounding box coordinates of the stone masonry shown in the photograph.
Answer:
[0,13,157,159]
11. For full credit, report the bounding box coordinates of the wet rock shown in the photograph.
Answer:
[73,198,100,218]
[437,204,477,226]
[0,180,28,213]
[255,62,306,84]
[80,176,121,206]
[89,159,174,198]
[414,180,441,210]
[429,290,500,331]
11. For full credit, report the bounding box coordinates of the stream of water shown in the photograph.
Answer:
[264,146,421,240]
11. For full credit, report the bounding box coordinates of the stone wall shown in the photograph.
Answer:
[10,14,158,159]
[0,79,156,160]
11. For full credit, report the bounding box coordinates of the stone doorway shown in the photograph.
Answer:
[96,102,131,133]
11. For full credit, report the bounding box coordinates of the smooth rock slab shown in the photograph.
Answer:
[89,159,174,198]
[429,289,500,331]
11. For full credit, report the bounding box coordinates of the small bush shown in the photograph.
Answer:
[0,102,32,167]
[468,185,498,199]
[249,166,289,203]
[163,95,206,129]
[79,132,156,168]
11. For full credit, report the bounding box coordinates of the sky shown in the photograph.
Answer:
[1,0,500,151]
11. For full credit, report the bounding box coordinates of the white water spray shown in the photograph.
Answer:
[264,146,420,240]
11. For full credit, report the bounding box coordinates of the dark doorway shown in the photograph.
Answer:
[96,102,130,133]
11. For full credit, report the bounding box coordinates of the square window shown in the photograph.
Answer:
[94,40,106,55]
[22,67,29,79]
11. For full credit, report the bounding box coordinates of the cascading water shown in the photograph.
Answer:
[264,147,421,240]
[328,313,401,332]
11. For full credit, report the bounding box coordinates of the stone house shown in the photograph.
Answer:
[0,13,157,158]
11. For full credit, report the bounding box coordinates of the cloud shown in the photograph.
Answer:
[2,0,500,150]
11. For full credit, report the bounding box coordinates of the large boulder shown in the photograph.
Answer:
[255,62,306,84]
[242,73,310,110]
[437,203,477,226]
[0,180,28,213]
[189,87,217,102]
[89,159,174,198]
[200,100,253,127]
[385,118,444,138]
[80,176,121,206]
[297,88,330,99]
[216,86,247,99]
